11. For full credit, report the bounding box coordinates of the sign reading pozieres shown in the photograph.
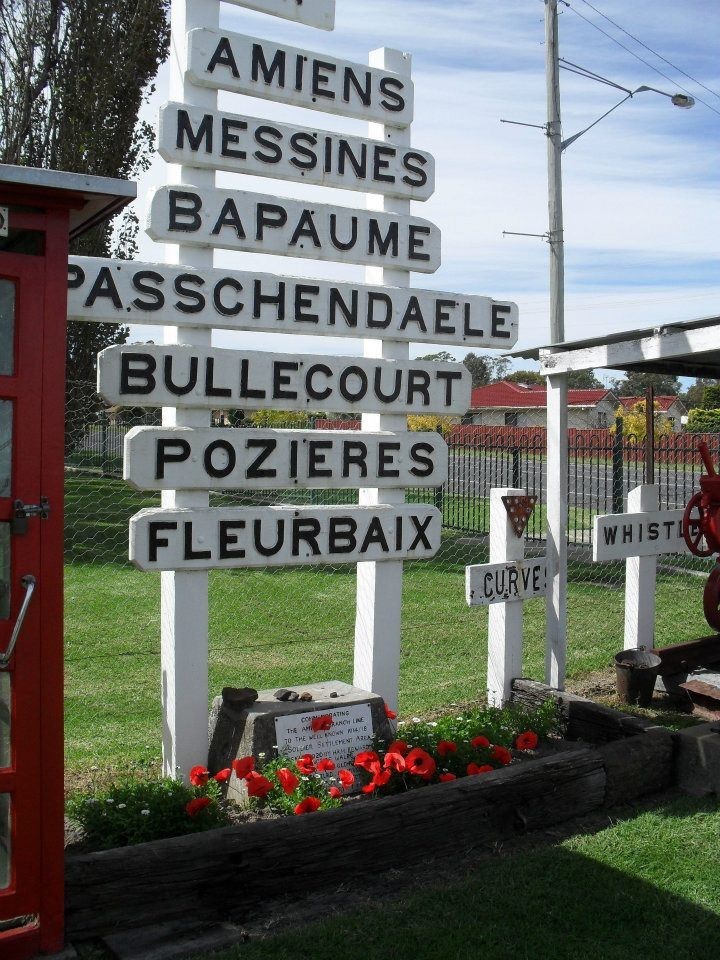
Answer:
[98,345,471,415]
[129,504,441,571]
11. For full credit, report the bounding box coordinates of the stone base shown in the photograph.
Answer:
[208,680,393,801]
[674,721,720,797]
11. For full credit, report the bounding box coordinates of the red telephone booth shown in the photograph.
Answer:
[0,165,135,957]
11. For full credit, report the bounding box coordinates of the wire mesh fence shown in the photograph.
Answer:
[64,374,716,716]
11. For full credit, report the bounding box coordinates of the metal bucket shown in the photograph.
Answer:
[614,649,662,707]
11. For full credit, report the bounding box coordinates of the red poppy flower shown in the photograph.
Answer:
[405,748,436,780]
[310,714,333,732]
[466,763,494,775]
[388,739,408,756]
[383,751,406,773]
[185,796,211,816]
[371,767,392,788]
[491,745,512,766]
[188,765,209,787]
[362,782,378,794]
[231,756,255,779]
[316,758,336,772]
[296,754,316,775]
[213,768,232,783]
[471,735,490,749]
[294,796,322,815]
[245,771,274,798]
[439,772,457,782]
[436,740,458,757]
[338,769,355,788]
[515,731,539,751]
[354,750,380,770]
[384,703,398,720]
[276,767,300,795]
[329,786,342,798]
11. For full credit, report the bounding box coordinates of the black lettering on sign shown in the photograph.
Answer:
[273,361,299,399]
[374,368,402,404]
[329,213,358,251]
[205,357,231,397]
[245,438,277,479]
[254,518,284,557]
[648,522,659,541]
[305,364,332,402]
[603,526,618,545]
[133,271,165,312]
[203,439,236,479]
[328,288,358,328]
[212,198,246,238]
[377,442,400,478]
[292,518,321,557]
[409,514,433,551]
[295,284,320,324]
[256,203,288,240]
[164,355,198,396]
[213,277,243,317]
[312,59,336,99]
[342,441,368,479]
[408,224,430,261]
[67,263,85,289]
[219,520,245,559]
[339,366,368,403]
[289,210,321,248]
[307,440,332,478]
[399,297,426,332]
[343,69,371,107]
[221,117,249,159]
[85,267,122,309]
[402,151,428,188]
[366,292,392,329]
[239,358,266,400]
[491,304,512,339]
[406,370,431,406]
[120,353,156,395]
[436,370,463,406]
[251,43,286,85]
[379,76,405,112]
[360,517,389,553]
[207,37,240,78]
[253,124,282,163]
[184,521,211,561]
[149,522,177,562]
[174,274,205,314]
[368,220,398,258]
[155,439,190,480]
[289,132,318,170]
[409,442,434,478]
[168,190,202,232]
[177,109,213,153]
[253,279,285,321]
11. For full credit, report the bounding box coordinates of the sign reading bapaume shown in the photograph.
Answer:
[146,185,440,272]
[186,28,413,127]
[68,257,518,347]
[158,102,434,201]
[124,427,448,490]
[593,509,689,562]
[129,504,441,571]
[97,345,471,415]
[223,0,335,31]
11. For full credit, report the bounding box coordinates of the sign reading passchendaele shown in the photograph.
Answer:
[146,186,440,272]
[124,427,448,490]
[222,0,335,31]
[68,257,517,348]
[129,504,441,571]
[158,103,434,201]
[98,345,471,415]
[186,28,413,127]
[593,509,688,562]
[466,559,547,607]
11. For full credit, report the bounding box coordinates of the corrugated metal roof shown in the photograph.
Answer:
[470,380,615,409]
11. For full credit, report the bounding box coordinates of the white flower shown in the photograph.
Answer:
[412,717,421,723]
[117,803,126,810]
[429,722,438,728]
[106,798,114,804]
[85,798,98,805]
[140,809,150,816]
[90,765,99,772]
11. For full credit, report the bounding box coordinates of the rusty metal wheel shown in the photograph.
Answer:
[704,564,720,631]
[683,493,714,557]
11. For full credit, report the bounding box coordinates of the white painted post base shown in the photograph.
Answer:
[487,488,526,707]
[545,373,568,689]
[624,484,659,650]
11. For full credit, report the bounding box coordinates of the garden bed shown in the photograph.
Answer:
[64,681,676,940]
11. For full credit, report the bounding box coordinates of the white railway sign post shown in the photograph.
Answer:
[593,485,690,651]
[466,489,546,707]
[68,255,518,347]
[83,0,520,778]
[221,0,336,31]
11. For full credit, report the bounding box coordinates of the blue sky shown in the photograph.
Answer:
[133,0,720,372]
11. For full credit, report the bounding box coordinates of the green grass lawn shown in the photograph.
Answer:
[193,795,720,960]
[64,475,710,774]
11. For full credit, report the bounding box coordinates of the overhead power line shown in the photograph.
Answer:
[575,0,720,102]
[563,0,720,118]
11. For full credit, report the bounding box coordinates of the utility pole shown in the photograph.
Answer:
[544,0,568,688]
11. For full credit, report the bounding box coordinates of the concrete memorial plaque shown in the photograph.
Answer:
[593,509,688,562]
[208,681,392,801]
[158,102,435,200]
[129,503,442,571]
[221,0,336,31]
[186,28,413,127]
[97,344,471,415]
[124,427,448,490]
[68,257,517,348]
[466,558,547,607]
[146,185,440,272]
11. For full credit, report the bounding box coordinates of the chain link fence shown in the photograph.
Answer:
[65,372,715,708]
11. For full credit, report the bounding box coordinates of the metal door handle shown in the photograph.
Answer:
[0,575,36,669]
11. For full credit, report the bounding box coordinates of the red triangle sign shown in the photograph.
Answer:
[501,495,537,538]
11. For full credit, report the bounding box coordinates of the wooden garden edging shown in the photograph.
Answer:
[64,682,675,940]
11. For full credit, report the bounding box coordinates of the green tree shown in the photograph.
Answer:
[682,378,720,409]
[0,0,170,447]
[610,371,681,397]
[566,369,603,389]
[416,351,456,363]
[462,353,510,388]
[505,370,544,386]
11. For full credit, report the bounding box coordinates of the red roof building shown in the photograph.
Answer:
[619,395,688,431]
[468,380,620,429]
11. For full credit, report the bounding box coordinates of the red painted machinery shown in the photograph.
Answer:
[683,441,720,630]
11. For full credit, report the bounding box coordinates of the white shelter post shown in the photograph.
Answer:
[354,48,412,710]
[624,484,659,650]
[161,0,218,779]
[487,488,526,707]
[545,374,568,688]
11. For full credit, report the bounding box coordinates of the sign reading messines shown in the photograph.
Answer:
[466,559,547,607]
[158,103,435,201]
[592,509,688,562]
[186,28,413,127]
[124,427,448,491]
[68,257,518,348]
[97,344,472,415]
[129,503,441,571]
[221,0,336,31]
[146,185,440,272]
